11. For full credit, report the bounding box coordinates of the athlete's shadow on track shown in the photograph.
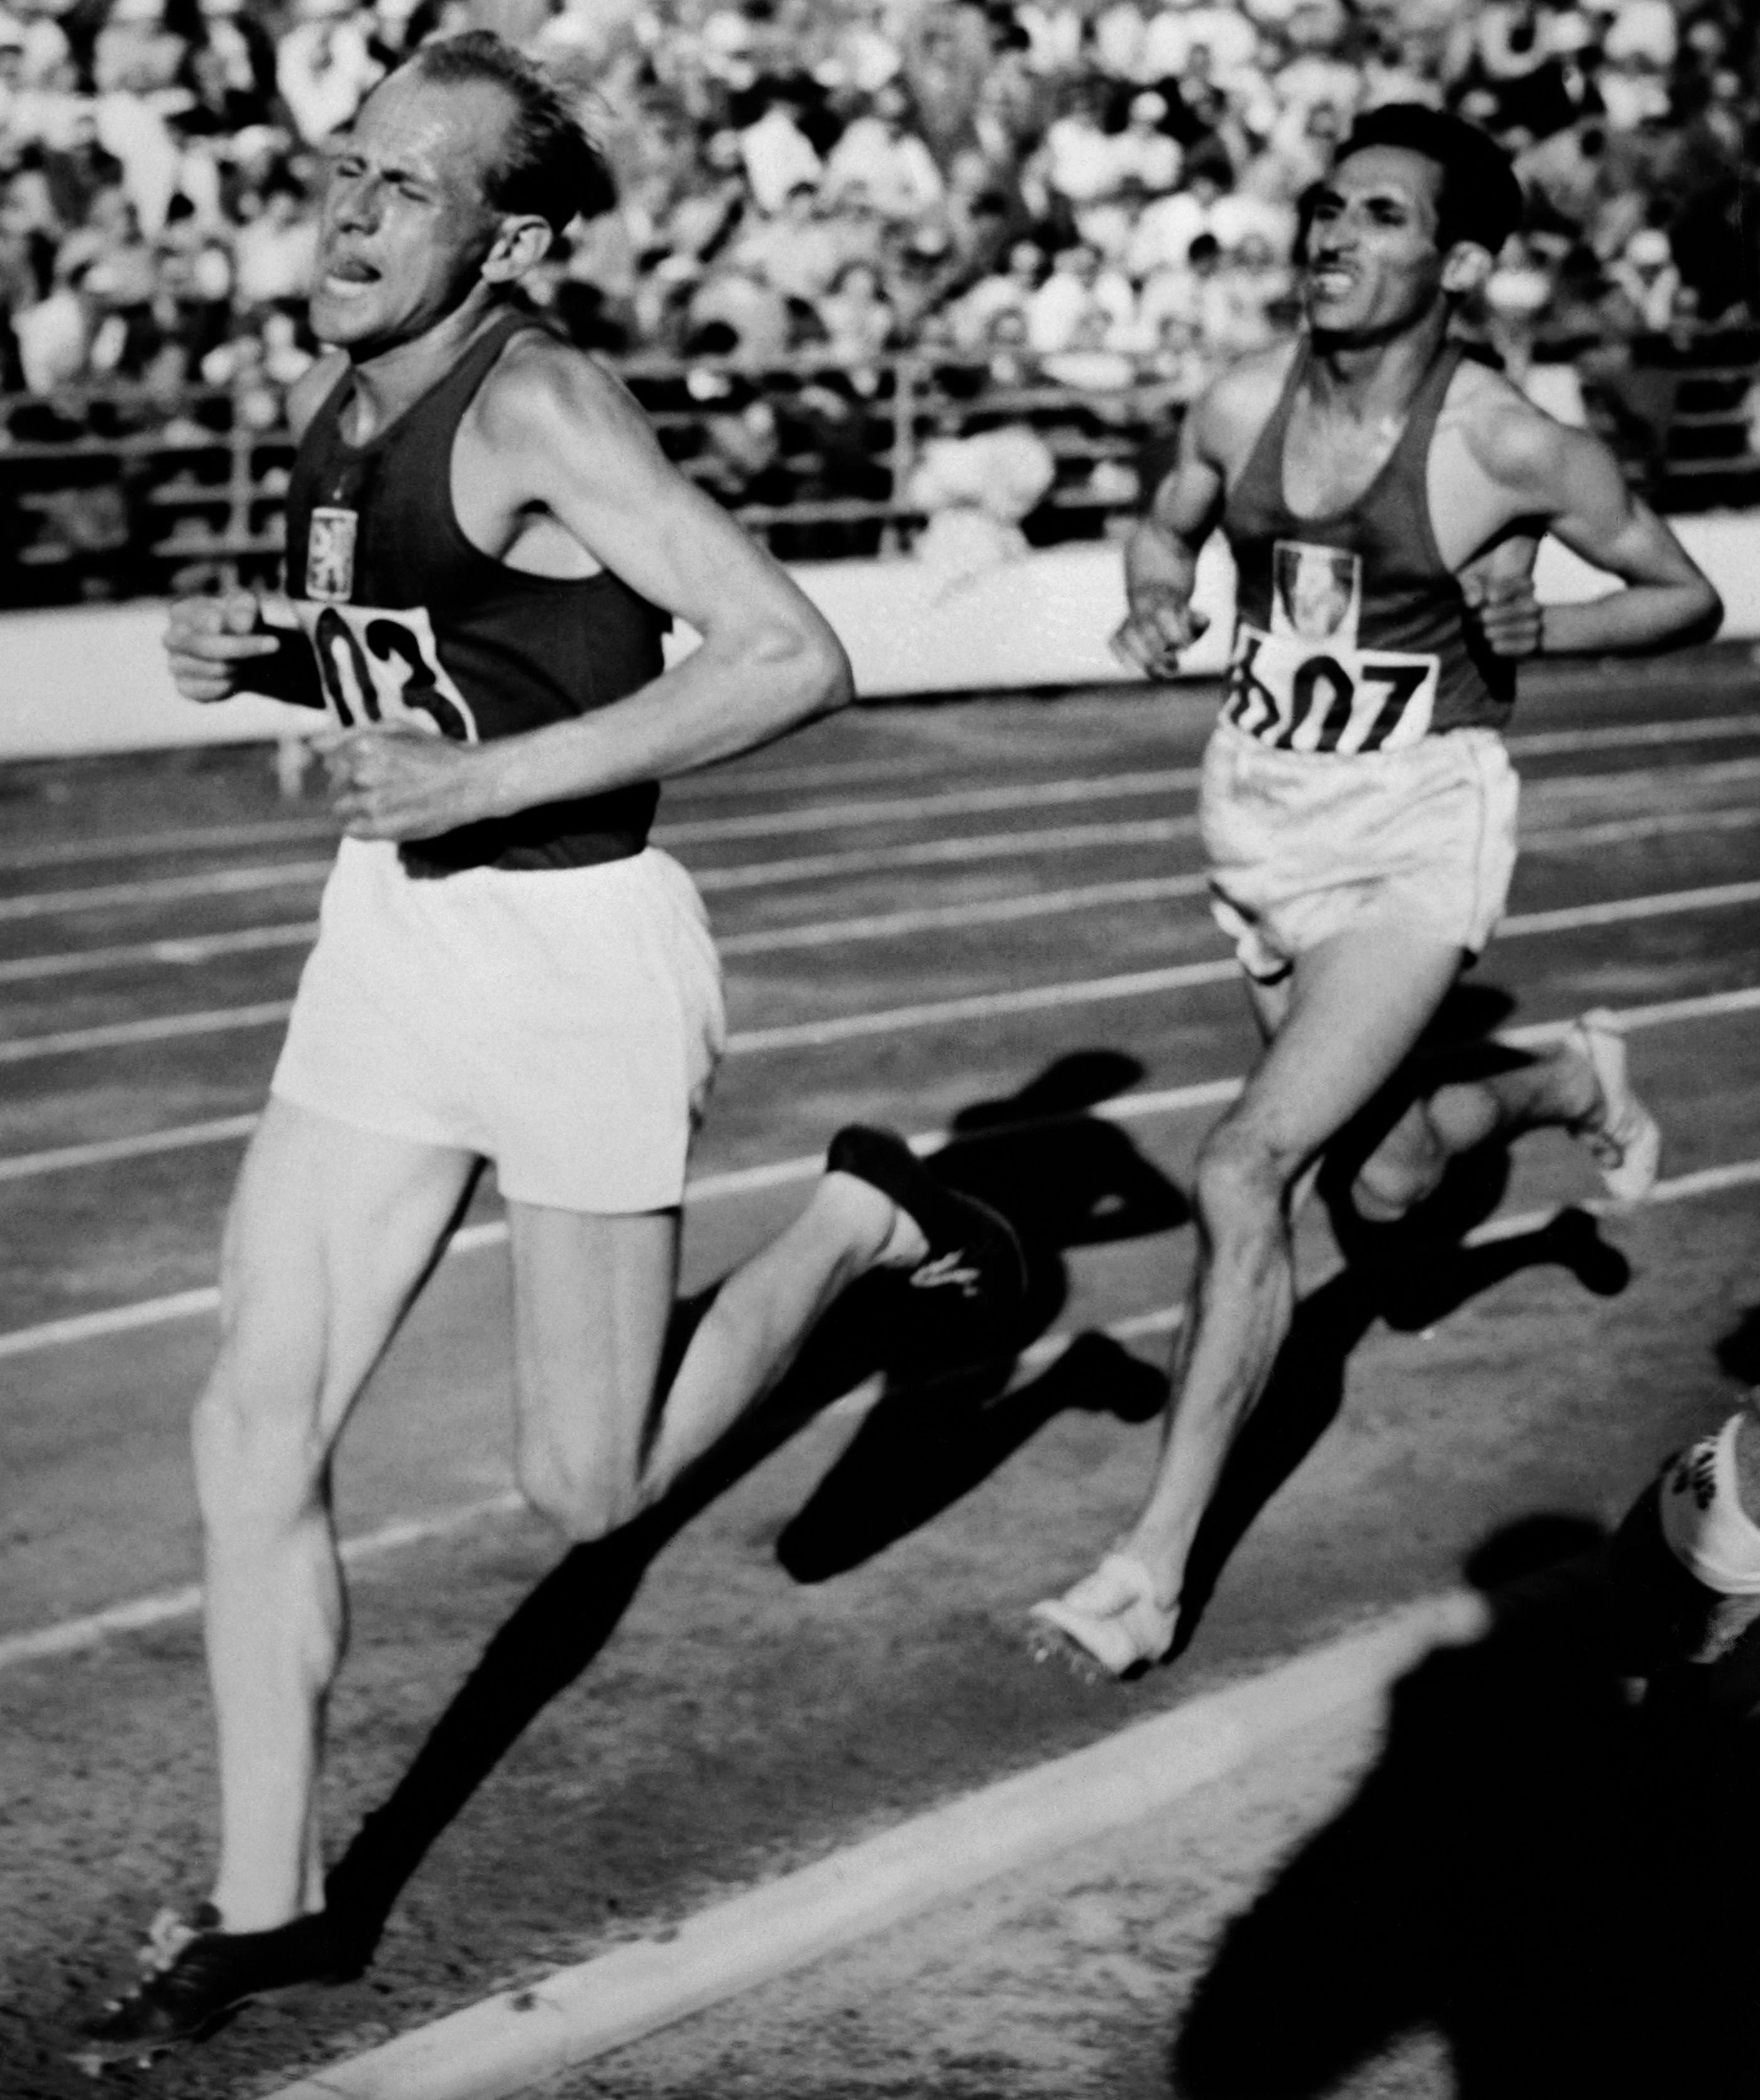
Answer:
[322,1049,1186,1959]
[777,1047,1190,1581]
[1172,1517,1760,2097]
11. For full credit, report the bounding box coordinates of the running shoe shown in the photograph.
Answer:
[1568,1010,1661,1207]
[1027,1551,1179,1679]
[827,1124,1028,1329]
[72,1904,356,2071]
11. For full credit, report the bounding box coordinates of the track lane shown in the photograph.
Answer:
[4,659,1759,2097]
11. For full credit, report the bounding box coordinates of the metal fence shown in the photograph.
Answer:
[1,334,1755,607]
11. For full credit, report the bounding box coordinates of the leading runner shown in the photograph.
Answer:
[1029,102,1722,1677]
[78,32,1023,2065]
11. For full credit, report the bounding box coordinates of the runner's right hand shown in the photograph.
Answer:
[163,590,281,704]
[1111,591,1211,679]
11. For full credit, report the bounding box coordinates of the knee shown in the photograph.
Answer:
[1194,1117,1295,1246]
[191,1373,327,1540]
[517,1442,643,1544]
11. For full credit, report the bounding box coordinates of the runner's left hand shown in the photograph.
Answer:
[317,722,501,839]
[1462,569,1544,658]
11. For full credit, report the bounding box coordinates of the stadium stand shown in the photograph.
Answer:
[0,0,1754,603]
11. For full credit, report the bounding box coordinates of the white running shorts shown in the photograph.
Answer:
[1199,717,1519,984]
[272,838,726,1213]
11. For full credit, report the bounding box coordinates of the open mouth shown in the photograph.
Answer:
[1308,265,1355,299]
[320,255,380,294]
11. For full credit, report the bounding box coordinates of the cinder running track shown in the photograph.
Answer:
[3,647,1757,2097]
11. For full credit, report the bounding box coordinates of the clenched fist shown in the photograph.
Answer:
[1111,589,1212,680]
[163,590,282,704]
[1461,568,1545,660]
[317,721,504,841]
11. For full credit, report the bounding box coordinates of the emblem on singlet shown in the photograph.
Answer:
[306,507,358,602]
[1273,541,1361,644]
[289,597,480,744]
[1225,538,1441,757]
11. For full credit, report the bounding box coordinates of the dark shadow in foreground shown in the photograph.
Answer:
[324,1051,1184,1959]
[1173,1516,1760,2099]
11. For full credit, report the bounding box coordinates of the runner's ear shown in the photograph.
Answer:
[481,212,554,285]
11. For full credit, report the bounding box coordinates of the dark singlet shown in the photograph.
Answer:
[283,307,668,876]
[1218,339,1515,756]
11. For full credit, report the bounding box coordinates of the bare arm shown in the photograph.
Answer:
[160,353,348,706]
[1114,394,1228,677]
[327,345,852,841]
[1474,408,1722,658]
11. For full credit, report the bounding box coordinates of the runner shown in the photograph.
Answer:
[77,34,1023,2065]
[1029,102,1722,1679]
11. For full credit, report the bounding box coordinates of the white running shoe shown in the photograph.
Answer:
[1027,1552,1179,1679]
[1568,1009,1661,1208]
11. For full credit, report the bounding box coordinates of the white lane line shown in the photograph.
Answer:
[696,803,1760,958]
[0,861,333,923]
[0,1000,294,1066]
[1506,713,1759,756]
[4,865,1759,1087]
[720,876,1215,956]
[723,880,1760,1056]
[0,921,319,985]
[7,710,1753,879]
[0,819,337,873]
[1525,806,1759,853]
[6,797,1756,991]
[253,1593,1502,2100]
[0,1492,526,1673]
[657,768,1205,845]
[0,1114,261,1183]
[4,981,1757,1364]
[13,1144,1759,1678]
[8,746,1755,933]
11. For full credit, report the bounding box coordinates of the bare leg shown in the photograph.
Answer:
[1033,927,1465,1672]
[1353,1021,1639,1222]
[198,1102,476,1930]
[507,1170,915,1540]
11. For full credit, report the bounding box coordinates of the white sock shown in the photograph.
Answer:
[1658,1413,1760,1596]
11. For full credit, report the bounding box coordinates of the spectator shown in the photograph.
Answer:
[1605,223,1683,333]
[817,255,896,363]
[951,233,1043,347]
[727,177,852,304]
[1025,236,1134,354]
[737,82,820,214]
[823,83,944,223]
[275,0,380,146]
[232,165,315,311]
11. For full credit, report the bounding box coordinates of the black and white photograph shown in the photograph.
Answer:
[3,0,1759,2092]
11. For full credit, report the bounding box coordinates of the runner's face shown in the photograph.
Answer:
[1304,146,1449,342]
[311,72,510,352]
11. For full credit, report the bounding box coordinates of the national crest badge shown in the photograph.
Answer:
[306,507,358,602]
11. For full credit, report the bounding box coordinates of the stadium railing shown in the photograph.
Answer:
[1,333,1756,608]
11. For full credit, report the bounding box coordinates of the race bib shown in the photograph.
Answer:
[289,599,480,744]
[1223,539,1439,755]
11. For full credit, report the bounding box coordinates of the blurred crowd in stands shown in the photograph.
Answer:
[0,0,1752,453]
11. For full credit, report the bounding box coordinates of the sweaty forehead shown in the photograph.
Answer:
[347,72,514,196]
[1325,145,1443,218]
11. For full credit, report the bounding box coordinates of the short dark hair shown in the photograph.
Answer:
[409,30,615,235]
[1334,103,1523,258]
